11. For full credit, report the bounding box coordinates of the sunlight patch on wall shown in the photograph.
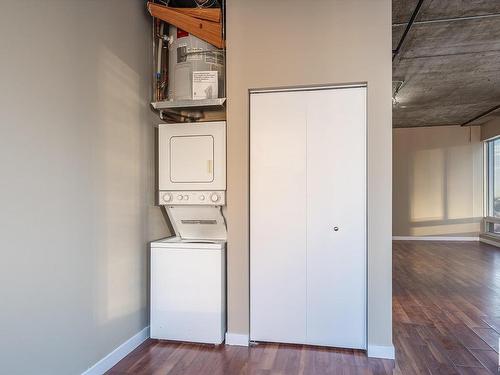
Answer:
[410,148,444,222]
[446,145,473,220]
[96,46,145,323]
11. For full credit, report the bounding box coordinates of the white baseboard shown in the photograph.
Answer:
[392,236,479,242]
[225,332,249,346]
[82,326,150,375]
[479,236,500,248]
[367,344,395,359]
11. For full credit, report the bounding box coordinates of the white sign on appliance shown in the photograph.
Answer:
[193,71,218,100]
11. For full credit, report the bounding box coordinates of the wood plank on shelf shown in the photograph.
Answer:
[147,2,224,49]
[169,7,221,23]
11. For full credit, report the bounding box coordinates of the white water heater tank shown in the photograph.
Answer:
[168,26,224,101]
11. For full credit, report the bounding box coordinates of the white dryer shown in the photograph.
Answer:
[150,206,226,344]
[158,121,226,206]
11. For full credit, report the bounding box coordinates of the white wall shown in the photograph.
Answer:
[393,126,483,237]
[0,1,168,374]
[226,0,393,351]
[481,117,500,141]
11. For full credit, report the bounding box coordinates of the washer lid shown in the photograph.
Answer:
[166,206,227,241]
[151,236,225,249]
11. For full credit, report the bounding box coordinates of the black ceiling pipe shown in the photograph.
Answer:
[392,12,500,27]
[392,0,425,62]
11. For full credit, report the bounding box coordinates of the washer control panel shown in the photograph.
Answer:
[158,191,225,206]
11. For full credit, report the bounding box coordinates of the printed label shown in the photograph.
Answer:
[205,52,224,66]
[177,45,187,63]
[187,47,203,62]
[192,71,218,100]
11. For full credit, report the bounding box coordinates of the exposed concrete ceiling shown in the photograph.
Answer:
[392,0,500,128]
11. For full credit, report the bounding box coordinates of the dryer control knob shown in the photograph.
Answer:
[177,194,183,200]
[162,193,172,202]
[210,193,220,202]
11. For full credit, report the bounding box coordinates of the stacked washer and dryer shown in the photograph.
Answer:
[150,121,227,344]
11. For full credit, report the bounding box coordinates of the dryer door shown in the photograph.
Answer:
[170,135,214,183]
[159,121,226,191]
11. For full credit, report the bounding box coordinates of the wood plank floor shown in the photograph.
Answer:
[392,241,500,375]
[107,241,500,375]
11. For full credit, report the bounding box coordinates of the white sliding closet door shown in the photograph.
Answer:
[250,91,307,344]
[250,85,366,349]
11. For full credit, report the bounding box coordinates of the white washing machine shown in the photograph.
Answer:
[150,204,226,344]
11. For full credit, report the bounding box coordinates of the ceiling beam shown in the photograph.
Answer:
[394,123,460,129]
[392,0,425,62]
[461,104,500,126]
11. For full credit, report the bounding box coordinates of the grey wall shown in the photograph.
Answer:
[0,1,168,374]
[393,126,483,237]
[226,0,393,350]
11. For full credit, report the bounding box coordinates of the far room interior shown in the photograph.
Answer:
[0,1,499,375]
[391,0,500,373]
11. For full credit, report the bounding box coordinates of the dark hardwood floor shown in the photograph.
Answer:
[393,241,500,375]
[107,241,500,374]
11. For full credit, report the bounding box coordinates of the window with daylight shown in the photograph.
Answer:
[485,137,500,235]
